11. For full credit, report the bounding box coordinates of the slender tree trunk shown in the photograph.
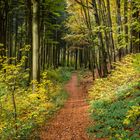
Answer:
[32,0,40,85]
[124,0,128,54]
[75,48,78,70]
[92,0,108,77]
[130,1,139,53]
[98,0,112,70]
[106,0,116,62]
[116,0,122,60]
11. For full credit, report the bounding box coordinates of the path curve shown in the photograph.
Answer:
[40,73,90,140]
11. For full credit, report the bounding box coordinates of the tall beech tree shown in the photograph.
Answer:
[32,0,40,82]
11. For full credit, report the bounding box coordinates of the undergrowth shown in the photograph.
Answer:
[87,54,140,140]
[0,57,72,140]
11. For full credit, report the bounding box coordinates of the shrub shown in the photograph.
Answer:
[88,54,140,140]
[0,57,72,139]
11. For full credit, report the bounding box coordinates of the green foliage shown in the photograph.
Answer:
[124,106,140,126]
[46,67,73,83]
[88,54,140,140]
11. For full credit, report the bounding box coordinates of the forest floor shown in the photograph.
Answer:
[40,73,92,140]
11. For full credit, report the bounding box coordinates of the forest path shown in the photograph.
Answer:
[40,73,91,140]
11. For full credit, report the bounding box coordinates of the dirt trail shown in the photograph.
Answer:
[40,73,90,140]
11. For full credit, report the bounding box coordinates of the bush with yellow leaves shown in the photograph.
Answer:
[89,54,140,101]
[0,56,71,140]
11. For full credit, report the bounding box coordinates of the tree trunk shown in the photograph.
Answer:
[106,0,116,62]
[124,0,128,54]
[116,0,122,60]
[92,0,108,77]
[32,0,40,84]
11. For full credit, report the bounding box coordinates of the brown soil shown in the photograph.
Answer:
[40,73,91,140]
